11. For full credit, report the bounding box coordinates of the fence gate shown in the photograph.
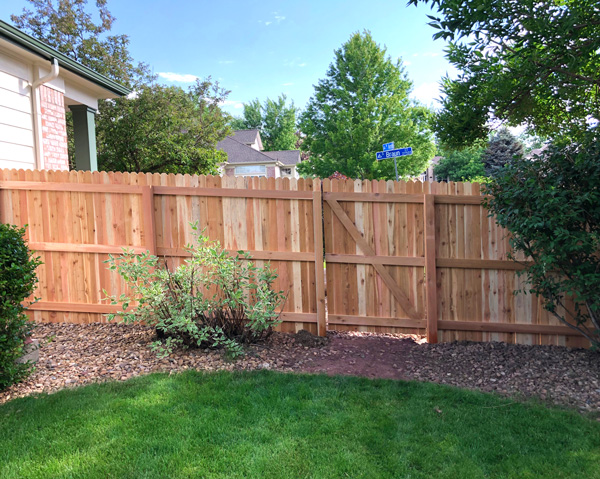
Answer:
[321,178,428,336]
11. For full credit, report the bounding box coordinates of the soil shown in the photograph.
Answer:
[1,323,599,415]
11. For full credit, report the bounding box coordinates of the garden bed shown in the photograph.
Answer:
[1,322,599,414]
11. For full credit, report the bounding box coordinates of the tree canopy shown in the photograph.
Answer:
[434,145,487,182]
[298,31,435,179]
[409,0,600,148]
[231,95,298,151]
[97,80,230,174]
[12,0,151,87]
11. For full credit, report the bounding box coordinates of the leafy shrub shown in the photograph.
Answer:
[105,226,286,357]
[484,131,600,347]
[0,224,41,390]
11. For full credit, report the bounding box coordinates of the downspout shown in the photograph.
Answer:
[31,58,59,169]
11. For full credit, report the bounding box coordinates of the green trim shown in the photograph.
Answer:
[0,20,130,97]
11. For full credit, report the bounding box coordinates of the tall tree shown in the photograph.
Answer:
[12,0,151,87]
[97,79,230,174]
[298,31,435,180]
[231,95,298,151]
[409,0,600,148]
[482,128,524,176]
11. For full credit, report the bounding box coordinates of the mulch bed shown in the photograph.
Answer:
[1,323,599,415]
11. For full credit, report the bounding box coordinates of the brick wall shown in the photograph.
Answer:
[39,85,69,171]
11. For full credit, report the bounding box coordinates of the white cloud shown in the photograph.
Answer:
[219,60,234,65]
[404,60,412,66]
[283,58,306,68]
[283,82,294,86]
[223,100,244,109]
[158,72,198,83]
[260,11,286,26]
[410,82,443,107]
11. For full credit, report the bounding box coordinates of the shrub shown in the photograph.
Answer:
[105,226,286,357]
[0,224,41,390]
[484,131,600,347]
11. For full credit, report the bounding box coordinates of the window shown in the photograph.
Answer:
[234,165,267,176]
[281,167,292,175]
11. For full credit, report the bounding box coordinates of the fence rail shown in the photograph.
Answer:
[0,168,589,348]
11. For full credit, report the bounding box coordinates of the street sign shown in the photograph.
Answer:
[376,147,413,161]
[382,142,395,151]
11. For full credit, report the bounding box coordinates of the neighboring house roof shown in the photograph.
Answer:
[231,129,262,149]
[0,19,130,97]
[217,136,277,164]
[263,150,301,165]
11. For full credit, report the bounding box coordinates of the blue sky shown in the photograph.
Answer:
[1,0,458,116]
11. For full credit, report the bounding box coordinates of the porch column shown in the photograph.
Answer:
[69,105,98,171]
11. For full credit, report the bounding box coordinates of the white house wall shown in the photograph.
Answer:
[0,55,35,169]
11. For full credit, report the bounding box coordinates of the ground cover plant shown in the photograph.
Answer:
[0,224,41,390]
[105,228,286,357]
[1,371,599,479]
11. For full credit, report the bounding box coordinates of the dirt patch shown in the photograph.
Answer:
[1,323,599,414]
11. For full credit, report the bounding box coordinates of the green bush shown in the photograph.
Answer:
[0,224,41,390]
[484,131,600,347]
[105,226,286,357]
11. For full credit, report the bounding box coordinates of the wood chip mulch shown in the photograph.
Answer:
[1,323,599,416]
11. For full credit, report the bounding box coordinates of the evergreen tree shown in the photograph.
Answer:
[298,31,435,180]
[482,128,525,176]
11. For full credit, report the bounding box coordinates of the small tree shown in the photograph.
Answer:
[482,128,525,177]
[484,131,600,347]
[0,225,42,390]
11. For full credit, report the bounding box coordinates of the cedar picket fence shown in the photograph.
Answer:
[0,168,589,348]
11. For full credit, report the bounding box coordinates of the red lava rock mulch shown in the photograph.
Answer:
[1,323,599,415]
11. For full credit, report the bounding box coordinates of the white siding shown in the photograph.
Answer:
[0,63,35,169]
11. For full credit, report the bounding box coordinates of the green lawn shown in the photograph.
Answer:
[1,371,599,479]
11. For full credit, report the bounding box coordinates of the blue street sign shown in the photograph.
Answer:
[382,142,395,151]
[376,147,413,161]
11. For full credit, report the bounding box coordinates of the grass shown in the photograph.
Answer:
[1,371,599,479]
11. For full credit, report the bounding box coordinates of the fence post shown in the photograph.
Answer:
[313,179,327,337]
[142,185,157,255]
[424,193,438,343]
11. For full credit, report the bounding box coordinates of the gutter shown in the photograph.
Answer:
[31,58,60,169]
[0,20,130,97]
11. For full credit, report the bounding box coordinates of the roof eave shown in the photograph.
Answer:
[0,20,131,97]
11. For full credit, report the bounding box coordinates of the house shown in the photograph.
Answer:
[0,20,130,172]
[217,129,301,178]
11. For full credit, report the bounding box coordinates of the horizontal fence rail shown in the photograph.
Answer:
[0,168,589,348]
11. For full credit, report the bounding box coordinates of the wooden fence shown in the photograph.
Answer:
[0,168,589,348]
